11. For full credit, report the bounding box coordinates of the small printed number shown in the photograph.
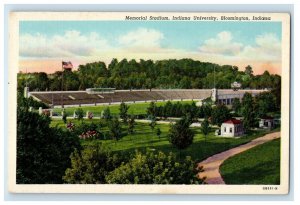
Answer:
[263,187,278,190]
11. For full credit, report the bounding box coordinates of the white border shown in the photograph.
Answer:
[7,11,290,195]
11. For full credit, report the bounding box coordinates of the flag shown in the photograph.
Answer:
[62,61,73,70]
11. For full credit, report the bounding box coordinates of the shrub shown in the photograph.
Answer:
[168,117,194,150]
[74,108,84,121]
[63,143,125,184]
[105,150,204,184]
[17,109,81,184]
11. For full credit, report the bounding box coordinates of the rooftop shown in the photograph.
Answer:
[223,118,242,125]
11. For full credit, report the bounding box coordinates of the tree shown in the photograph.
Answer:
[245,65,253,76]
[211,104,231,127]
[74,108,84,121]
[119,102,129,123]
[127,115,136,134]
[168,117,194,150]
[156,128,162,140]
[17,109,81,184]
[255,91,277,117]
[201,118,210,141]
[108,117,122,141]
[147,101,157,117]
[232,98,241,115]
[105,150,204,184]
[149,115,157,132]
[101,107,112,121]
[62,110,68,124]
[241,92,257,132]
[63,143,125,184]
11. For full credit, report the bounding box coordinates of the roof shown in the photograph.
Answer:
[223,119,242,125]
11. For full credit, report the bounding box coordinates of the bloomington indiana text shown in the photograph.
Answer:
[125,15,272,21]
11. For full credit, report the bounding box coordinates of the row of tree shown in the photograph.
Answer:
[18,58,281,92]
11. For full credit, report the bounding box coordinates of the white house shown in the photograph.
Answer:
[221,119,244,137]
[259,116,274,129]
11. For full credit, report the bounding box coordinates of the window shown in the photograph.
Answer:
[230,128,232,133]
[224,127,226,132]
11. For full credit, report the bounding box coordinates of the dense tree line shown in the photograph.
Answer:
[18,58,281,92]
[147,101,211,120]
[17,98,81,184]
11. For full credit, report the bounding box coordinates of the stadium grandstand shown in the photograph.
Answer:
[27,88,267,108]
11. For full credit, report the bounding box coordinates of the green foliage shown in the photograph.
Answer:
[74,108,84,121]
[127,115,136,134]
[17,109,81,184]
[62,110,68,124]
[168,117,194,150]
[17,91,49,109]
[101,107,112,121]
[255,92,277,117]
[201,118,210,140]
[146,101,157,117]
[105,150,204,184]
[149,115,157,132]
[211,104,231,127]
[18,59,281,91]
[149,101,203,119]
[232,98,241,115]
[108,117,122,141]
[245,65,253,76]
[241,93,257,131]
[119,102,129,123]
[73,122,100,139]
[63,143,124,184]
[51,118,271,164]
[156,128,162,140]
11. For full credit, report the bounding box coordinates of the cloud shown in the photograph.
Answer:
[20,28,166,58]
[239,33,281,61]
[20,30,110,58]
[198,31,281,63]
[199,31,243,55]
[118,28,164,51]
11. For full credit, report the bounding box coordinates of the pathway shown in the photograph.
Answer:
[197,132,280,184]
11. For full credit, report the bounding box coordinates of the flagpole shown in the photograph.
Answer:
[61,60,64,108]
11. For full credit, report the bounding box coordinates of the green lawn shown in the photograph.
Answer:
[51,118,273,162]
[220,138,280,185]
[52,100,194,116]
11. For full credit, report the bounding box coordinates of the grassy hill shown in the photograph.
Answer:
[220,138,280,184]
[51,118,271,162]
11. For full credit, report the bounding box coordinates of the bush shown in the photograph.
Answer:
[168,117,194,150]
[17,109,81,184]
[73,122,101,140]
[74,108,84,121]
[105,150,204,184]
[63,143,125,184]
[211,104,231,127]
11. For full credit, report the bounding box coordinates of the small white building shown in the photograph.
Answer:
[259,116,274,129]
[221,119,244,137]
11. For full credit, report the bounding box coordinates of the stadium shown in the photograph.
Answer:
[26,87,266,108]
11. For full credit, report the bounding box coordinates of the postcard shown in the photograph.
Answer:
[8,12,290,194]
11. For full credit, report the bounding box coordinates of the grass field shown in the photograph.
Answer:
[52,100,194,116]
[220,138,280,185]
[51,118,274,162]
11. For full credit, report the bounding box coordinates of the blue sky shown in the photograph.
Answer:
[19,21,282,74]
[20,20,281,51]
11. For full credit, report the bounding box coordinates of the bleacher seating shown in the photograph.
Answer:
[29,89,264,107]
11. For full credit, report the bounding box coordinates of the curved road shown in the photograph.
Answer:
[197,132,280,184]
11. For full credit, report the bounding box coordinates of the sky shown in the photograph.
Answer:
[19,21,282,75]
